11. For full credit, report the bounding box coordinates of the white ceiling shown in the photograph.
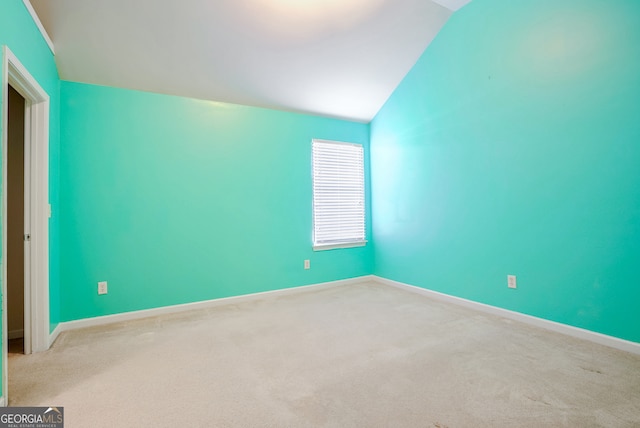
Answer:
[30,0,471,122]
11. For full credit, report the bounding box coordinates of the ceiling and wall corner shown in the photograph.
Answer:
[21,0,54,54]
[431,0,474,11]
[28,0,472,122]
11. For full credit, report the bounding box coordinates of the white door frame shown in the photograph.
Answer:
[1,46,50,404]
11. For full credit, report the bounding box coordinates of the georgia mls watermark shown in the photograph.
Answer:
[0,407,63,428]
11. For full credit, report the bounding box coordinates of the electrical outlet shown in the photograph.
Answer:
[507,275,517,289]
[304,259,310,270]
[98,281,108,295]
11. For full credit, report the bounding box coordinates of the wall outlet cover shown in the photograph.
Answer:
[98,281,108,295]
[507,275,517,289]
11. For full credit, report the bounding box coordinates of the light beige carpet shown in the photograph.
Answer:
[8,280,640,427]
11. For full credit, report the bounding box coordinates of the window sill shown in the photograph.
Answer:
[313,241,367,251]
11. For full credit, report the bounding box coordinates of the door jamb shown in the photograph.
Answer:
[1,45,50,404]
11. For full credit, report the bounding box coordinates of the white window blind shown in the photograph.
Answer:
[312,139,366,250]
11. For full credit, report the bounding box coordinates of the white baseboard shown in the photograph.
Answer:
[372,275,640,356]
[48,274,638,356]
[8,329,24,340]
[51,276,373,338]
[49,323,62,348]
[0,396,5,407]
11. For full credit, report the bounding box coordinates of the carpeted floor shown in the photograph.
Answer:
[8,280,640,427]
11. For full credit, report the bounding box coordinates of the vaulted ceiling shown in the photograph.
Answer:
[30,0,471,122]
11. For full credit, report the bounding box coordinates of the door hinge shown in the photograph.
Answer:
[24,234,31,242]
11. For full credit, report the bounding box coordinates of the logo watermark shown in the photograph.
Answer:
[0,407,63,428]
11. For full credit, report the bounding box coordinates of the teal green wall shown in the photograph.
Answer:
[59,81,372,321]
[0,0,61,395]
[371,0,640,342]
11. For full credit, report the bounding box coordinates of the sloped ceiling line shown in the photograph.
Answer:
[29,0,471,122]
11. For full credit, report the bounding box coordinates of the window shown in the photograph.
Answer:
[312,139,366,250]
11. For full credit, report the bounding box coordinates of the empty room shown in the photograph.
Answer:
[1,0,639,426]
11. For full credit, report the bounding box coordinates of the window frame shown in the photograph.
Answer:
[311,139,367,251]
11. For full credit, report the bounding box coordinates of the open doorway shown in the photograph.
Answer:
[2,46,51,406]
[7,84,26,355]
